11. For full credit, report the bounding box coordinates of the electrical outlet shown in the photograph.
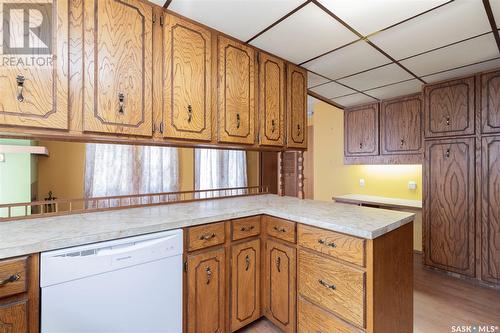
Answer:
[0,153,5,163]
[408,181,417,190]
[359,178,365,187]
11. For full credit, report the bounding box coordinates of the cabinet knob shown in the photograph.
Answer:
[359,142,363,149]
[446,116,450,126]
[187,105,192,123]
[16,75,25,102]
[236,113,241,129]
[445,148,450,159]
[205,266,212,285]
[118,93,125,114]
[400,138,405,147]
[0,273,20,287]
[245,255,251,271]
[276,256,281,273]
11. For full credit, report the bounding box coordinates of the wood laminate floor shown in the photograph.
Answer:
[238,254,500,333]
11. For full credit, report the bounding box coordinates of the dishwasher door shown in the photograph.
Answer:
[41,229,183,333]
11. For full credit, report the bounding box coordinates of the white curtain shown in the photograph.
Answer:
[84,144,179,199]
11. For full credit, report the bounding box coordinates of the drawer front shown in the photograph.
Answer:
[298,250,365,328]
[187,222,226,251]
[265,216,296,243]
[0,257,27,299]
[232,216,261,241]
[298,297,362,333]
[298,224,365,266]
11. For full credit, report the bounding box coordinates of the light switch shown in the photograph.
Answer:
[408,181,417,190]
[0,153,4,163]
[359,178,365,187]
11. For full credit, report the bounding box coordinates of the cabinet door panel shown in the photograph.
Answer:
[381,94,422,155]
[481,136,500,284]
[0,300,28,333]
[481,70,500,134]
[163,14,211,141]
[259,53,285,147]
[424,77,475,138]
[344,103,379,156]
[187,248,225,333]
[230,239,260,331]
[218,36,255,144]
[83,0,153,136]
[424,138,475,277]
[286,64,307,149]
[0,0,68,130]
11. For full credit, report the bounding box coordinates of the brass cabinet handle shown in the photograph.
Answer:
[271,119,276,133]
[187,105,192,123]
[205,266,212,285]
[273,226,286,233]
[297,124,301,136]
[400,138,405,147]
[245,255,251,271]
[240,225,255,232]
[0,274,20,287]
[318,239,336,248]
[236,113,241,129]
[445,148,450,159]
[359,142,363,149]
[16,75,25,102]
[446,116,450,126]
[276,256,281,273]
[199,232,216,241]
[118,93,125,114]
[318,279,336,290]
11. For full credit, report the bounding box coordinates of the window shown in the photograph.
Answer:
[194,149,247,191]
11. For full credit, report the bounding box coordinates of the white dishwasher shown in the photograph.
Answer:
[40,229,183,333]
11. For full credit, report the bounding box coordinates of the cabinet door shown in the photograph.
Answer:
[424,137,475,277]
[381,94,422,155]
[230,239,261,331]
[259,53,285,147]
[83,0,153,136]
[163,14,212,141]
[286,64,307,149]
[263,239,296,333]
[424,76,475,138]
[0,300,28,333]
[481,70,500,134]
[187,248,225,333]
[0,0,68,130]
[344,103,379,156]
[481,136,500,284]
[217,36,256,144]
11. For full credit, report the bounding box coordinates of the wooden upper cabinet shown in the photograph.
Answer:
[344,103,379,156]
[162,14,212,141]
[481,69,500,134]
[0,0,68,130]
[381,94,423,155]
[423,76,475,138]
[286,64,307,149]
[424,137,475,277]
[217,36,256,144]
[83,0,153,136]
[259,53,285,147]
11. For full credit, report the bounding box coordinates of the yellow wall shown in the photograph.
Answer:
[246,151,260,187]
[179,148,194,191]
[312,100,423,250]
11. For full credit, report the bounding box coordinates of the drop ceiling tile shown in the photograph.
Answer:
[332,93,377,108]
[491,1,500,25]
[308,72,330,88]
[423,58,500,83]
[310,81,356,99]
[303,40,391,79]
[364,79,422,100]
[369,1,491,60]
[250,3,359,64]
[337,63,413,91]
[318,0,448,36]
[169,0,304,41]
[400,33,498,77]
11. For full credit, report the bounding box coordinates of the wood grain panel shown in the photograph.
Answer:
[344,103,379,157]
[381,93,423,155]
[0,257,27,299]
[286,64,307,149]
[259,53,285,147]
[481,136,500,284]
[424,76,475,138]
[481,69,500,134]
[0,300,28,333]
[424,137,475,277]
[264,216,296,243]
[83,0,153,136]
[187,222,226,252]
[218,36,256,144]
[187,248,225,333]
[232,216,261,241]
[163,14,212,141]
[230,239,261,331]
[0,0,68,130]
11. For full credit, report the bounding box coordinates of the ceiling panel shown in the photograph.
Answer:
[250,3,359,64]
[308,72,331,88]
[369,1,491,60]
[337,63,413,91]
[317,0,448,36]
[364,79,422,100]
[400,33,498,77]
[169,0,304,41]
[422,57,500,83]
[491,0,500,25]
[332,93,377,108]
[303,40,391,79]
[309,81,356,99]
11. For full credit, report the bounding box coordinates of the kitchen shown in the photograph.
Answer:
[0,0,499,333]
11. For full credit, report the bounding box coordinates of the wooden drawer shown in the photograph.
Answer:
[265,216,296,243]
[298,250,365,328]
[0,257,28,299]
[232,216,261,241]
[187,222,226,252]
[298,297,362,333]
[298,224,365,266]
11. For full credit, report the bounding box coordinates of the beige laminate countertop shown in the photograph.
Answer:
[333,194,422,209]
[0,194,415,259]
